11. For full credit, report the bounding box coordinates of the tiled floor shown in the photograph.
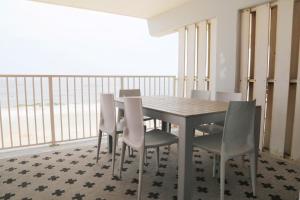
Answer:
[0,139,299,200]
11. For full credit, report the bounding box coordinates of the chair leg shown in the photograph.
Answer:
[108,135,113,153]
[128,147,131,157]
[119,142,126,178]
[213,154,216,177]
[156,147,159,172]
[220,156,226,200]
[112,135,117,177]
[96,130,102,163]
[137,149,145,200]
[217,155,221,177]
[249,152,256,196]
[145,149,148,165]
[154,119,157,129]
[242,155,246,167]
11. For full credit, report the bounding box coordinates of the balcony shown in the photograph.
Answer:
[0,75,299,200]
[1,0,300,200]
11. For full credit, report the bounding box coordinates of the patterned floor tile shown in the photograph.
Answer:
[0,142,299,200]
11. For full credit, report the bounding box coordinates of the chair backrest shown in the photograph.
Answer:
[123,97,145,149]
[190,90,211,100]
[118,89,141,121]
[222,100,256,155]
[99,94,116,133]
[215,91,242,102]
[119,89,141,97]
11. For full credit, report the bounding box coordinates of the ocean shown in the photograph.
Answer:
[0,76,175,149]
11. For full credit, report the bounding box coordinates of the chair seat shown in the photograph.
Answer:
[116,118,125,133]
[193,134,222,154]
[143,116,154,121]
[196,124,223,135]
[145,129,178,148]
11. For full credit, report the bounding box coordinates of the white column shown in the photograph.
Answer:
[253,4,270,150]
[291,40,300,160]
[177,28,186,97]
[197,21,208,90]
[186,24,196,97]
[209,18,217,100]
[239,10,250,100]
[270,0,294,157]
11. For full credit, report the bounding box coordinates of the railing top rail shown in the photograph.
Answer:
[0,74,176,78]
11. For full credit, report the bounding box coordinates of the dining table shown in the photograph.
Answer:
[112,96,261,200]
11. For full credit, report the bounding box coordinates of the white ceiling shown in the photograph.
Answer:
[32,0,191,19]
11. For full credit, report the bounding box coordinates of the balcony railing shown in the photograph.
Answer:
[0,75,177,150]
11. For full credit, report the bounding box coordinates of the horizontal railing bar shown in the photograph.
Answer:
[0,136,99,150]
[0,74,176,78]
[0,141,53,150]
[54,136,98,143]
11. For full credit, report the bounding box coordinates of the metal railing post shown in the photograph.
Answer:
[0,74,175,150]
[48,76,56,146]
[120,77,124,90]
[173,77,176,97]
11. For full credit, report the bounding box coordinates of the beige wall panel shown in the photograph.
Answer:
[285,84,297,155]
[148,0,270,94]
[253,4,269,150]
[186,24,197,97]
[290,0,300,80]
[291,40,300,160]
[177,28,186,97]
[268,6,277,80]
[270,0,294,157]
[197,21,207,90]
[287,0,300,158]
[239,10,250,100]
[264,6,277,150]
[264,84,274,149]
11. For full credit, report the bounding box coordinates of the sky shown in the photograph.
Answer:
[0,0,178,75]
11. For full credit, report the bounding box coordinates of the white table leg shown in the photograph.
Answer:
[177,118,193,200]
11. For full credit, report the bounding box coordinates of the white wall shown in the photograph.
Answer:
[147,0,269,92]
[148,0,300,160]
[269,0,294,157]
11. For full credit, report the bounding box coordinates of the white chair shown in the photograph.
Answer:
[96,94,124,177]
[118,89,156,129]
[119,89,158,157]
[215,91,242,102]
[193,100,257,200]
[190,90,215,135]
[196,92,242,135]
[190,89,211,100]
[119,97,178,200]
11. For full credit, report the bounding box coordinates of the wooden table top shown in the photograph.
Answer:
[115,96,229,117]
